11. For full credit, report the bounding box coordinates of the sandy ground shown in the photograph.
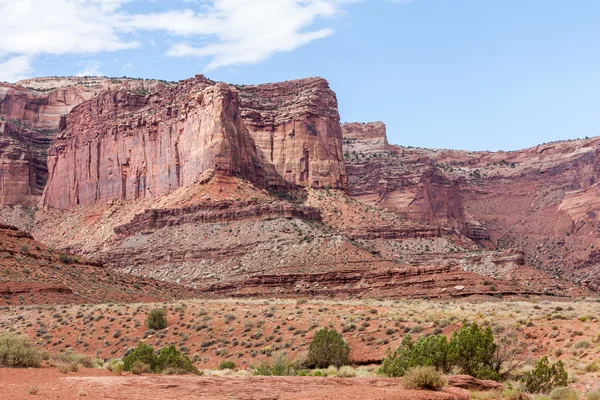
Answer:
[1,368,470,400]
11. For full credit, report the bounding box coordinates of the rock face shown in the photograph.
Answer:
[342,122,488,241]
[0,77,167,206]
[343,121,600,288]
[43,75,346,209]
[0,121,51,206]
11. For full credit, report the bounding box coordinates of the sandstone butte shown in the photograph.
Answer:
[42,75,346,209]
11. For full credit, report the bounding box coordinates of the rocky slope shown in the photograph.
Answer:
[342,122,600,289]
[0,223,203,305]
[0,77,168,206]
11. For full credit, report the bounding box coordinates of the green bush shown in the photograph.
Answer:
[123,342,198,375]
[403,366,447,391]
[123,342,158,372]
[145,308,167,330]
[219,360,236,370]
[307,328,350,368]
[0,333,46,368]
[521,356,568,394]
[59,254,73,264]
[380,334,452,377]
[448,322,498,380]
[156,344,199,375]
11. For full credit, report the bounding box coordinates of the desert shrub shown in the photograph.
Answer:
[0,333,45,368]
[448,322,498,380]
[307,328,350,368]
[252,353,302,376]
[549,387,580,400]
[380,333,453,377]
[107,359,124,374]
[337,365,357,378]
[123,342,158,372]
[403,366,447,390]
[380,335,416,377]
[219,360,235,370]
[156,344,199,375]
[521,356,568,394]
[145,308,167,330]
[380,333,452,377]
[131,360,151,375]
[59,254,73,264]
[51,351,93,369]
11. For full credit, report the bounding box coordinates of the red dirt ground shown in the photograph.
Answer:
[0,367,470,400]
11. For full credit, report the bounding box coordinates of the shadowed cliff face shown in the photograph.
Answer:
[42,75,347,209]
[342,121,600,288]
[0,121,51,207]
[0,77,168,207]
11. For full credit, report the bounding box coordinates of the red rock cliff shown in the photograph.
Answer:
[343,121,600,288]
[43,76,347,209]
[0,77,167,206]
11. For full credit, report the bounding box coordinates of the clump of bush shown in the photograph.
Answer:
[145,308,167,331]
[307,328,350,368]
[219,360,235,370]
[123,342,198,375]
[380,322,521,381]
[252,353,303,376]
[0,333,46,368]
[403,366,447,391]
[521,356,568,394]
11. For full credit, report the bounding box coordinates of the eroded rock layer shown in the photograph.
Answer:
[343,122,600,288]
[0,77,167,206]
[43,76,346,209]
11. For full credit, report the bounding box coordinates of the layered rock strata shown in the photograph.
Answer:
[342,122,600,288]
[43,76,347,209]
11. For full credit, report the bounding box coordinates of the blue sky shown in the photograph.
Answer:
[2,0,599,151]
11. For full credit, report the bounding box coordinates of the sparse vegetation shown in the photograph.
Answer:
[521,356,568,394]
[307,328,350,368]
[0,333,46,368]
[145,308,168,330]
[402,366,447,391]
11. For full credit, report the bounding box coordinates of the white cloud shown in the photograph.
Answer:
[0,56,34,82]
[76,60,102,76]
[0,0,352,81]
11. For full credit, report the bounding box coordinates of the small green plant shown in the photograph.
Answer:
[123,342,158,372]
[379,334,451,377]
[156,344,199,375]
[521,356,568,394]
[403,366,447,390]
[145,308,167,330]
[59,254,73,264]
[219,360,236,370]
[307,328,350,368]
[0,333,46,368]
[448,322,498,380]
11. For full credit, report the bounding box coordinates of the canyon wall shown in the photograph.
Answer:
[343,122,600,287]
[0,77,167,206]
[43,76,347,209]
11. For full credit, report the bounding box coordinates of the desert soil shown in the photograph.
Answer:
[0,368,469,400]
